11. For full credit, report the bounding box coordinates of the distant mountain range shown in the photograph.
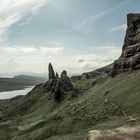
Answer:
[0,72,47,78]
[0,75,46,92]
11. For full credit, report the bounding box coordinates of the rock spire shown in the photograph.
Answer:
[48,63,55,80]
[46,63,74,101]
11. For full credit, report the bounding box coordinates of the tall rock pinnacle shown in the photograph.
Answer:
[48,63,55,80]
[46,64,74,102]
[112,13,140,77]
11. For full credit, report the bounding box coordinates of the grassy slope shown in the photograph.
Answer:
[0,70,140,140]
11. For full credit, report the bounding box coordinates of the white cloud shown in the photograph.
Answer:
[1,46,37,54]
[0,41,121,76]
[49,45,122,75]
[1,45,64,55]
[111,24,127,32]
[0,0,49,41]
[0,40,65,74]
[73,46,121,72]
[18,17,33,26]
[0,1,124,76]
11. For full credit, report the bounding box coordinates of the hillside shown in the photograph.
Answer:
[0,75,46,92]
[0,13,140,140]
[0,66,140,140]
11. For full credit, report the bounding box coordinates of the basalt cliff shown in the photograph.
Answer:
[112,13,140,76]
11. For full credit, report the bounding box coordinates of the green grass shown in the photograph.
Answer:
[0,70,140,140]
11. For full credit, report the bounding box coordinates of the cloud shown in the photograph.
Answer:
[0,0,49,41]
[0,42,64,74]
[52,45,122,75]
[77,58,85,63]
[75,1,129,31]
[1,45,64,55]
[73,46,121,72]
[18,17,33,26]
[111,24,127,32]
[0,40,121,76]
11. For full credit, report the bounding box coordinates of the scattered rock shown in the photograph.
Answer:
[104,91,110,96]
[82,73,90,79]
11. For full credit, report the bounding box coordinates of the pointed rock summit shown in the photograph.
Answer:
[112,13,140,77]
[56,72,59,78]
[46,63,74,101]
[48,63,55,80]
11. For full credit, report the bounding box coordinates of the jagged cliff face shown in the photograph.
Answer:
[112,13,140,77]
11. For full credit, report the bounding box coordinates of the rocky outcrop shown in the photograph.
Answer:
[112,13,140,77]
[60,70,74,91]
[48,63,55,80]
[45,63,74,101]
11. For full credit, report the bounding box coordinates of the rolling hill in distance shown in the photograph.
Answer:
[0,75,46,92]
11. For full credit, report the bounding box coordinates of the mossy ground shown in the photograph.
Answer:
[0,70,140,140]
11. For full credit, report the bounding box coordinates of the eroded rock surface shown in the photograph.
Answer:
[45,63,74,101]
[48,63,55,80]
[60,70,74,91]
[112,13,140,77]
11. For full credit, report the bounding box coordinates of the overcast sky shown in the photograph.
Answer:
[0,0,140,76]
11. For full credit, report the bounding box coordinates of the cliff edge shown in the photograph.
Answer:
[112,13,140,76]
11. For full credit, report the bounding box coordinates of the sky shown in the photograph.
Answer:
[0,0,140,76]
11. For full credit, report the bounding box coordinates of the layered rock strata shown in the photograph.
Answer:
[112,13,140,77]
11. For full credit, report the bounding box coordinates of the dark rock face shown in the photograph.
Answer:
[60,70,74,91]
[56,72,59,78]
[48,63,55,80]
[112,13,140,77]
[46,64,73,101]
[53,78,64,101]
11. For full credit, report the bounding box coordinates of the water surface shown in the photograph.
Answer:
[0,86,33,99]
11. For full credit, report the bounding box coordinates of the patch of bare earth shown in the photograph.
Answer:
[86,125,140,140]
